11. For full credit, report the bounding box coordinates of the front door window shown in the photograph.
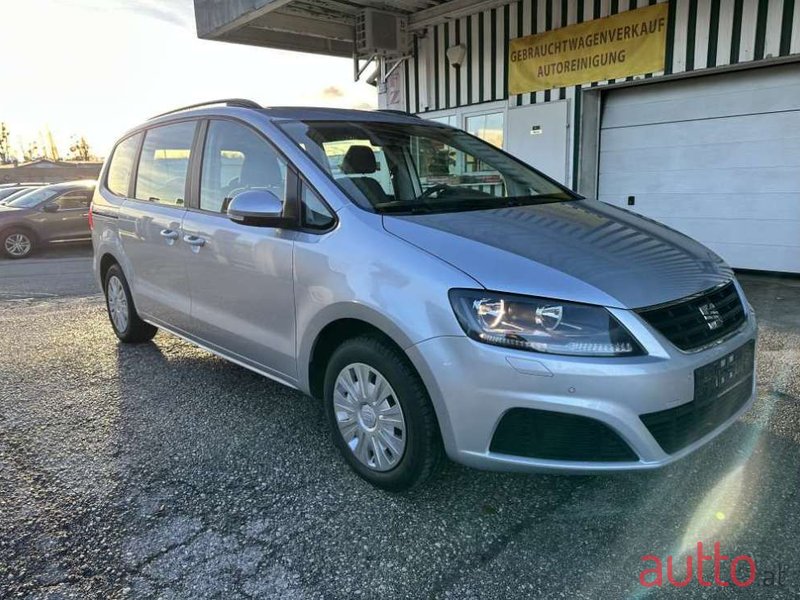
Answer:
[199,120,287,214]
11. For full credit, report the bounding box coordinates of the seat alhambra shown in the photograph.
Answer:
[92,100,757,491]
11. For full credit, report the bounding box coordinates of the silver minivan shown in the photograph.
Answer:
[92,100,757,491]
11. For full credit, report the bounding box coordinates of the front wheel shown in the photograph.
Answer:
[324,335,443,491]
[2,229,35,258]
[104,264,157,343]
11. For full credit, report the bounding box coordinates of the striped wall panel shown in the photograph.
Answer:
[404,0,800,186]
[408,0,800,112]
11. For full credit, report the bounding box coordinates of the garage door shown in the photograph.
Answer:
[598,64,800,273]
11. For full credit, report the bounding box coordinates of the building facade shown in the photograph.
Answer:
[196,0,800,273]
[0,159,102,184]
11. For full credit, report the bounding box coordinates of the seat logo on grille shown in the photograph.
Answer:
[699,301,724,330]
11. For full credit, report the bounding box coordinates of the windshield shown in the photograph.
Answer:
[0,187,28,201]
[6,187,61,208]
[278,120,577,215]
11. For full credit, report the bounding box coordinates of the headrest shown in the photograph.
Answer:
[341,145,377,175]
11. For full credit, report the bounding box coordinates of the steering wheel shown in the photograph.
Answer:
[419,183,450,199]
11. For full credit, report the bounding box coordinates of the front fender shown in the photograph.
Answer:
[293,207,480,394]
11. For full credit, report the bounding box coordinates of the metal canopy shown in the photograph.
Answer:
[194,0,507,58]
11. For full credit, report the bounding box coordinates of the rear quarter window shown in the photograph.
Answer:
[106,132,143,197]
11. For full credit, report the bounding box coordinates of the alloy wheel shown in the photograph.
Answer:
[4,233,32,257]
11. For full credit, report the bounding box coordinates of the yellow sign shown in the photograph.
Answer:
[508,3,668,95]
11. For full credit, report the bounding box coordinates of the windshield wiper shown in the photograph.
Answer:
[376,193,578,216]
[375,203,434,215]
[505,193,576,205]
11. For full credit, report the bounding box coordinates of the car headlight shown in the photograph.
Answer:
[448,289,644,357]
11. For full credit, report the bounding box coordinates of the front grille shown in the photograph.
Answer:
[636,281,746,351]
[490,408,638,462]
[641,340,755,454]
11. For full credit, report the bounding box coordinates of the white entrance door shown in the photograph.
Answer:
[506,100,569,185]
[598,64,800,273]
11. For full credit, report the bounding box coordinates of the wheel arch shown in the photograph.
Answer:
[93,239,135,296]
[307,317,406,402]
[99,252,120,286]
[301,300,421,394]
[1,222,39,242]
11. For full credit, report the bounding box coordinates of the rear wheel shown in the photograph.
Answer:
[104,264,157,343]
[324,335,443,491]
[2,229,35,259]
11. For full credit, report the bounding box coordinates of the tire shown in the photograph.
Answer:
[324,335,443,491]
[104,264,158,343]
[2,228,36,259]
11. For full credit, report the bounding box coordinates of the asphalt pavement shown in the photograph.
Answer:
[0,250,798,599]
[0,244,95,301]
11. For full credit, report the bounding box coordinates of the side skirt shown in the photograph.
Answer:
[141,315,302,392]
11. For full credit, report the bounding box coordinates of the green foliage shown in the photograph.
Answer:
[68,135,94,161]
[0,123,12,164]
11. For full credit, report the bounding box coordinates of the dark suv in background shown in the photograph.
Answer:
[0,180,95,258]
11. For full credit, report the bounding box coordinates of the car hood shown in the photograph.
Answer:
[382,199,732,309]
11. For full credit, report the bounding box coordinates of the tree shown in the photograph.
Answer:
[68,135,94,161]
[0,123,12,164]
[22,140,41,162]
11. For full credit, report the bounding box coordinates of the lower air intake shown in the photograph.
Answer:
[490,408,638,462]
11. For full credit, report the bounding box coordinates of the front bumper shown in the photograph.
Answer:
[406,302,757,474]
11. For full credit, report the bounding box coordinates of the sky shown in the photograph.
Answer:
[0,0,376,160]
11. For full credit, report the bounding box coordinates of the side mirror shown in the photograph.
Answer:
[227,190,286,227]
[42,203,58,213]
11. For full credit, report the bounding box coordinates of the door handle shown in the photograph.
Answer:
[183,234,206,247]
[160,229,179,240]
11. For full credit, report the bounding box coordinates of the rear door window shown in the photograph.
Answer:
[106,133,142,197]
[135,122,196,206]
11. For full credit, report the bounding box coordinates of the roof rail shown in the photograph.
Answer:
[148,98,262,120]
[377,109,421,118]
